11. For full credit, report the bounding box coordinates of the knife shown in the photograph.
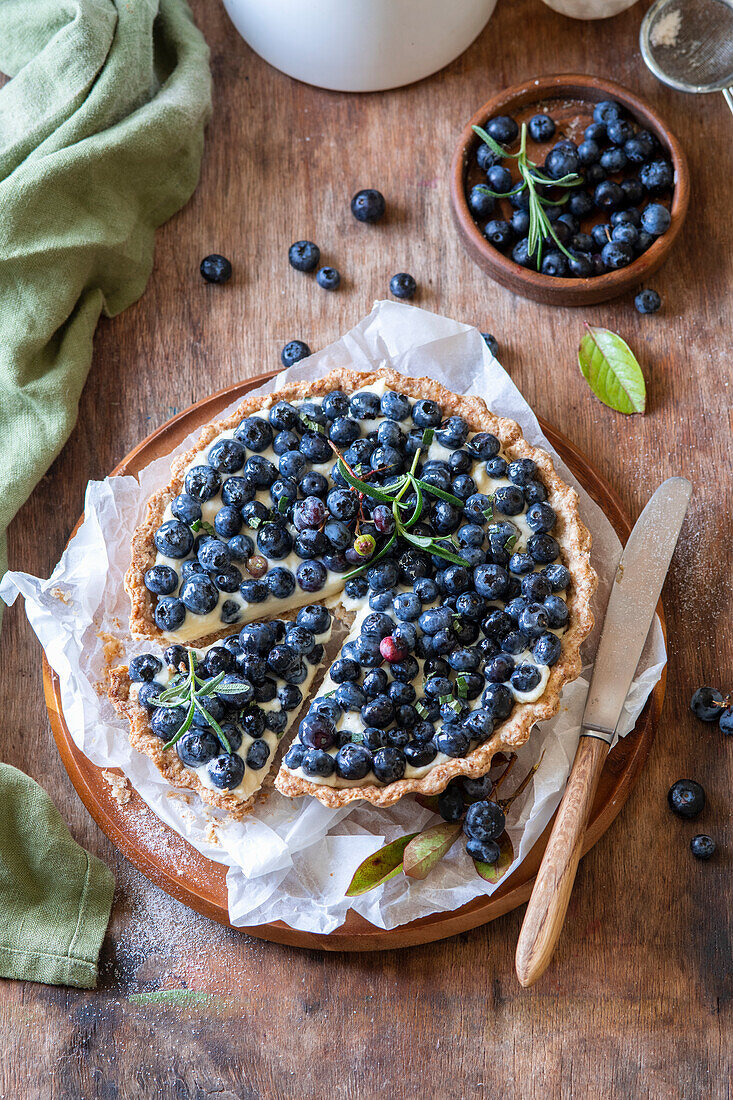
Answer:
[515,477,692,987]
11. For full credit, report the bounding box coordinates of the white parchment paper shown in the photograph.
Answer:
[1,301,666,934]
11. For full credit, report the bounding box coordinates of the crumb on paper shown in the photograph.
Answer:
[50,587,73,605]
[102,769,132,806]
[651,8,682,48]
[166,790,192,804]
[205,820,221,847]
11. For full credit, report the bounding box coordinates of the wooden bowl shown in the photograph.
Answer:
[449,73,690,306]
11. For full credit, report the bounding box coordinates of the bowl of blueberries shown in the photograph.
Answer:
[450,73,689,306]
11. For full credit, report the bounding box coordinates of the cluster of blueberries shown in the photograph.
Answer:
[467,100,672,298]
[147,388,554,635]
[128,606,331,792]
[671,684,733,861]
[281,474,568,783]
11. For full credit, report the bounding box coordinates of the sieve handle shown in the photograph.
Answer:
[724,88,733,116]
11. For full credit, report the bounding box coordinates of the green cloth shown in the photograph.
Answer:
[0,0,211,985]
[0,764,115,987]
[0,0,211,601]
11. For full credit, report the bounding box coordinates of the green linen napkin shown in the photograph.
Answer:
[0,0,211,985]
[0,0,211,608]
[0,764,115,988]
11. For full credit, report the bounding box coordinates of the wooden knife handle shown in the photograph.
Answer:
[515,734,608,988]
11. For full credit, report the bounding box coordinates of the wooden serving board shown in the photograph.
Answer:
[43,374,666,951]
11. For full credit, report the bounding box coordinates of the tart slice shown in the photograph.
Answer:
[108,606,332,817]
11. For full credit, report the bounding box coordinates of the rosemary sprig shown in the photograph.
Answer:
[472,121,583,269]
[155,650,243,752]
[334,430,469,579]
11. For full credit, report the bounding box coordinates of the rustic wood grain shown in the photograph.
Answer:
[1,0,731,1096]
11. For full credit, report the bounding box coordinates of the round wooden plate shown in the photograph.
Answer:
[44,374,666,951]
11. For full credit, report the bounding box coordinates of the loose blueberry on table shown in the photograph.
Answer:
[465,99,674,279]
[199,254,232,284]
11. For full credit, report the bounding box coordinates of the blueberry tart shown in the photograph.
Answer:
[125,367,595,808]
[108,609,332,817]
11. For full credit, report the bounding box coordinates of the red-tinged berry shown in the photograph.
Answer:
[246,554,268,579]
[380,636,408,663]
[353,534,376,558]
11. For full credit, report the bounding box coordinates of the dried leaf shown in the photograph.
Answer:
[345,834,419,897]
[415,794,441,813]
[578,325,646,414]
[403,822,463,880]
[473,831,515,884]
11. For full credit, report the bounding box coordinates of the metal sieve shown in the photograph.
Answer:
[640,0,733,114]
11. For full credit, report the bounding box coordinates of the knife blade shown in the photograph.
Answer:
[581,476,692,744]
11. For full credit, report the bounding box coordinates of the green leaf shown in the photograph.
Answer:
[191,519,216,538]
[336,458,399,503]
[472,124,517,161]
[403,822,463,880]
[412,478,464,508]
[345,834,419,896]
[473,831,515,884]
[578,326,646,415]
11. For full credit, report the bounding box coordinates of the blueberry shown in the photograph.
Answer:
[351,188,386,223]
[284,744,306,770]
[378,392,410,423]
[170,494,202,526]
[585,120,607,143]
[570,232,595,254]
[435,727,470,758]
[298,432,331,464]
[511,663,542,693]
[150,705,187,741]
[634,289,662,315]
[481,683,514,719]
[239,704,267,739]
[477,142,501,171]
[200,254,232,284]
[611,224,639,247]
[198,538,231,572]
[543,594,569,629]
[593,100,623,125]
[510,210,530,238]
[507,459,537,486]
[184,465,221,503]
[594,181,624,210]
[668,779,705,818]
[349,390,381,420]
[300,712,337,751]
[362,695,394,729]
[404,740,438,768]
[468,185,495,219]
[177,730,220,768]
[532,632,562,666]
[592,223,612,250]
[390,272,417,300]
[719,708,733,736]
[690,835,716,860]
[372,747,406,783]
[334,743,373,780]
[487,164,513,193]
[295,560,327,593]
[288,240,320,272]
[690,686,725,721]
[411,399,442,428]
[578,139,600,166]
[219,478,253,511]
[635,231,655,254]
[641,203,671,236]
[246,739,271,771]
[392,592,421,622]
[639,159,673,193]
[528,113,556,142]
[205,753,244,790]
[316,266,340,291]
[154,597,186,632]
[585,163,607,187]
[568,190,594,218]
[567,252,593,278]
[419,606,453,636]
[466,837,501,864]
[213,565,243,593]
[621,178,645,206]
[519,603,550,638]
[281,339,311,367]
[207,439,246,474]
[212,507,241,540]
[474,564,509,600]
[485,654,514,683]
[129,653,163,683]
[436,414,469,449]
[437,784,464,822]
[601,145,628,174]
[601,239,634,270]
[154,520,194,560]
[367,559,399,593]
[486,115,518,144]
[331,658,361,685]
[144,565,178,596]
[545,147,580,179]
[464,799,505,841]
[624,135,652,164]
[483,219,513,250]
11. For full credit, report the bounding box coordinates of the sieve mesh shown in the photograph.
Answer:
[641,0,733,93]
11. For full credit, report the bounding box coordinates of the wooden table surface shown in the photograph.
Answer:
[1,0,731,1096]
